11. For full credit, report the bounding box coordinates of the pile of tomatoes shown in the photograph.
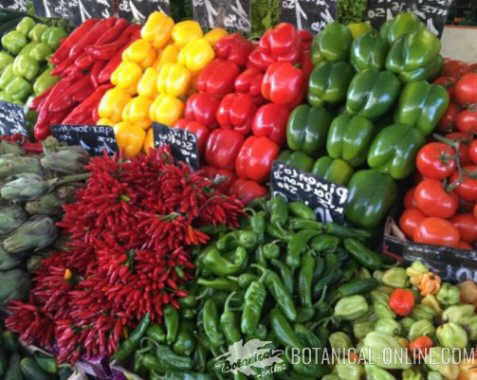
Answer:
[400,59,477,250]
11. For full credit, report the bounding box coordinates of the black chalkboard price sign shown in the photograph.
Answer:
[280,0,337,34]
[153,123,200,170]
[1,0,28,11]
[34,0,112,25]
[192,0,251,33]
[51,125,118,155]
[406,0,452,37]
[270,161,349,223]
[0,101,28,137]
[119,0,171,23]
[366,0,406,28]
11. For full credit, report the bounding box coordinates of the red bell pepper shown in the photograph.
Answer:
[235,136,279,183]
[261,62,306,106]
[247,48,275,72]
[205,128,244,170]
[252,103,290,146]
[234,68,265,105]
[200,166,236,194]
[216,93,257,135]
[184,93,222,128]
[215,34,254,67]
[174,119,210,153]
[229,178,268,204]
[195,59,240,97]
[258,23,301,64]
[298,30,313,51]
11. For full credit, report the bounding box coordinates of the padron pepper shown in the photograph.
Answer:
[216,230,258,251]
[141,11,174,49]
[149,94,184,126]
[241,278,266,336]
[178,38,215,73]
[312,22,353,63]
[202,245,247,276]
[380,12,424,45]
[202,299,224,347]
[311,156,354,186]
[351,30,389,71]
[156,62,192,97]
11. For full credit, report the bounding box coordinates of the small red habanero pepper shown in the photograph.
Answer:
[184,93,221,128]
[252,103,290,146]
[261,62,306,106]
[205,128,244,170]
[234,68,265,105]
[258,23,301,64]
[216,93,257,135]
[195,59,240,97]
[215,34,254,67]
[229,178,268,204]
[389,288,415,317]
[235,136,280,183]
[174,119,210,153]
[200,166,236,194]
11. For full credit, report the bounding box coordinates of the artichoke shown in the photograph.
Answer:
[25,192,63,216]
[0,205,26,235]
[40,146,89,174]
[0,155,42,178]
[0,245,22,270]
[1,174,50,201]
[0,269,30,308]
[3,216,57,254]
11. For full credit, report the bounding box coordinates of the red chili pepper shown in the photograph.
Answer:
[69,18,116,60]
[90,60,108,88]
[74,53,94,70]
[30,87,53,111]
[52,55,76,76]
[229,178,268,204]
[49,75,93,113]
[261,62,306,106]
[408,336,433,359]
[205,128,244,169]
[35,108,70,140]
[258,23,301,64]
[95,18,128,45]
[184,92,221,128]
[216,93,257,135]
[86,24,137,61]
[62,84,113,125]
[251,103,290,146]
[234,68,265,104]
[247,48,274,72]
[40,76,74,113]
[389,288,415,317]
[174,118,210,153]
[196,59,240,97]
[214,34,254,67]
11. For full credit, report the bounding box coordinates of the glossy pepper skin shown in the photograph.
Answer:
[174,119,210,153]
[308,61,354,107]
[351,31,389,72]
[196,59,240,97]
[229,179,267,204]
[312,22,353,63]
[216,93,257,135]
[252,103,290,146]
[184,92,221,127]
[346,69,401,121]
[234,68,265,105]
[327,113,376,167]
[111,61,142,94]
[287,104,333,157]
[137,67,158,98]
[153,44,179,72]
[156,63,192,97]
[114,122,146,158]
[380,12,424,45]
[395,81,450,136]
[204,28,228,47]
[215,34,254,67]
[178,38,215,73]
[172,20,203,48]
[40,27,67,50]
[258,23,301,64]
[149,94,184,126]
[235,136,280,183]
[122,39,156,69]
[345,169,398,229]
[311,156,354,186]
[261,62,305,106]
[205,128,244,170]
[141,11,174,49]
[98,87,131,123]
[13,54,39,81]
[367,124,426,180]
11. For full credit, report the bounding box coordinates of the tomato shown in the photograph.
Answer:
[404,187,417,209]
[399,208,426,238]
[408,336,433,359]
[443,59,470,79]
[434,76,456,99]
[450,165,477,202]
[416,142,456,180]
[437,102,460,132]
[413,217,460,248]
[457,241,472,250]
[469,140,477,165]
[456,109,477,134]
[229,178,267,204]
[455,73,477,106]
[200,166,236,194]
[446,132,472,165]
[415,178,458,218]
[451,213,477,243]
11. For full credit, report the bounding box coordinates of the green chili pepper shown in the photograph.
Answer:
[197,277,239,291]
[330,278,379,303]
[344,238,385,270]
[241,278,267,336]
[263,242,280,259]
[220,292,242,345]
[155,345,194,370]
[325,223,371,240]
[313,253,340,296]
[164,371,214,380]
[255,246,268,266]
[164,306,180,345]
[287,229,320,268]
[202,246,248,276]
[289,201,316,220]
[179,295,197,308]
[235,273,258,289]
[288,217,324,231]
[251,324,268,340]
[269,196,289,227]
[203,299,224,347]
[270,258,294,294]
[249,210,266,243]
[113,313,150,362]
[266,223,288,241]
[173,320,196,356]
[217,230,258,251]
[270,307,304,348]
[147,324,166,343]
[296,307,315,323]
[192,343,207,372]
[313,256,325,283]
[310,234,340,253]
[299,251,315,308]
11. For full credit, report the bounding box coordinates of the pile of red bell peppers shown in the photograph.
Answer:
[30,17,140,140]
[174,23,312,203]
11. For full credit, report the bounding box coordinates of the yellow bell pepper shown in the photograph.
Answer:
[122,39,157,69]
[156,63,191,97]
[149,94,184,126]
[137,67,158,99]
[141,11,174,49]
[172,20,203,48]
[98,87,132,124]
[125,96,153,130]
[178,38,215,73]
[97,118,114,127]
[111,61,143,93]
[205,28,228,46]
[114,122,146,158]
[153,44,179,72]
[143,127,155,153]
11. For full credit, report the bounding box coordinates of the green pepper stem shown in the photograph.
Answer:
[224,291,236,312]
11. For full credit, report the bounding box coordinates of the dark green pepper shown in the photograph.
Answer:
[325,223,371,240]
[270,307,303,348]
[147,324,166,343]
[236,273,258,289]
[263,242,280,259]
[202,299,224,347]
[41,27,67,50]
[312,22,353,62]
[351,30,389,71]
[197,277,239,291]
[173,320,196,356]
[241,279,267,336]
[380,12,424,45]
[155,345,194,370]
[288,218,323,231]
[164,305,180,345]
[249,210,266,243]
[311,156,354,186]
[344,238,385,270]
[33,68,59,96]
[113,313,150,362]
[278,150,315,172]
[399,54,443,82]
[310,234,340,253]
[270,258,294,294]
[192,343,207,372]
[299,251,315,308]
[220,292,242,344]
[288,201,316,220]
[202,246,247,276]
[331,278,380,302]
[217,230,258,251]
[287,229,320,268]
[265,223,288,241]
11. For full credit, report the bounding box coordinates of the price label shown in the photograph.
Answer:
[153,123,200,170]
[406,0,452,37]
[192,0,251,33]
[366,0,406,28]
[1,0,27,11]
[280,0,337,34]
[51,125,118,155]
[34,0,112,25]
[270,161,349,224]
[119,0,170,23]
[0,101,28,137]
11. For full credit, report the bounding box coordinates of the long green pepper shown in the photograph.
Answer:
[220,292,242,345]
[202,299,225,347]
[164,305,180,345]
[269,196,288,227]
[241,278,267,336]
[287,229,320,268]
[299,251,315,308]
[113,313,150,362]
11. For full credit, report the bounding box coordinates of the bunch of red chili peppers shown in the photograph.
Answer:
[31,18,140,141]
[175,23,312,204]
[5,146,244,363]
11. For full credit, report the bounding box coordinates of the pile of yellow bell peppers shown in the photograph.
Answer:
[97,12,227,157]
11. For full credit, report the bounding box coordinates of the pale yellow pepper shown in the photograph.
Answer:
[178,38,215,73]
[153,44,179,72]
[204,28,228,46]
[149,94,184,126]
[114,122,146,158]
[111,61,143,93]
[143,127,155,153]
[124,96,153,130]
[172,20,203,48]
[97,118,115,127]
[157,63,191,97]
[98,87,131,124]
[141,11,174,49]
[122,39,157,69]
[137,67,158,99]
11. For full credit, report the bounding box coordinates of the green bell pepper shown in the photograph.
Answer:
[312,22,353,63]
[15,17,36,36]
[367,124,425,180]
[326,113,376,167]
[29,43,52,62]
[1,31,28,55]
[346,69,401,121]
[41,27,67,50]
[399,54,444,83]
[13,55,40,82]
[351,30,389,71]
[308,61,354,107]
[5,76,32,102]
[345,169,397,229]
[33,68,59,96]
[0,52,13,75]
[287,104,333,157]
[311,156,354,186]
[0,64,15,90]
[19,42,37,57]
[386,29,441,82]
[395,81,450,136]
[278,150,314,172]
[28,24,48,42]
[380,12,425,45]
